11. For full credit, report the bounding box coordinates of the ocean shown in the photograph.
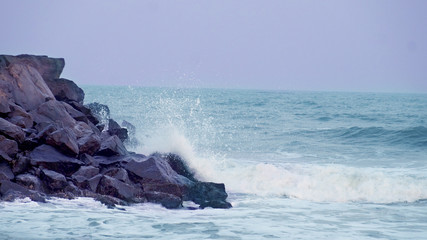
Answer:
[1,87,427,239]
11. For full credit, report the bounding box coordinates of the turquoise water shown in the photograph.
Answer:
[1,87,427,239]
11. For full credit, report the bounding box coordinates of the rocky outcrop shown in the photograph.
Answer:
[0,54,231,209]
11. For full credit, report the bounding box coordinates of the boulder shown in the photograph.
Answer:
[15,174,45,192]
[96,135,128,156]
[164,153,197,182]
[1,62,55,111]
[40,169,68,191]
[145,191,182,209]
[0,180,46,202]
[104,167,130,183]
[85,102,110,124]
[29,145,83,176]
[0,118,25,143]
[72,166,100,179]
[68,101,99,125]
[0,135,18,158]
[0,163,14,181]
[45,78,84,104]
[31,100,76,128]
[74,122,101,155]
[7,102,33,128]
[11,154,30,174]
[96,175,143,202]
[124,155,191,186]
[107,119,128,142]
[186,182,231,209]
[0,95,11,114]
[45,127,79,156]
[61,102,89,123]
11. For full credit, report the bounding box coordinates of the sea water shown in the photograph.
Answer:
[1,87,427,239]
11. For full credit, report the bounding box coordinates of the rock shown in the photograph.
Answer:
[72,166,100,179]
[40,169,68,191]
[68,101,99,125]
[0,54,64,83]
[164,153,197,182]
[96,135,128,156]
[29,145,83,176]
[74,122,101,155]
[121,120,136,135]
[95,194,129,209]
[0,135,18,158]
[104,167,130,183]
[0,180,46,202]
[0,118,25,143]
[85,102,110,124]
[0,163,14,181]
[11,154,30,174]
[7,102,33,128]
[45,78,84,104]
[87,174,103,192]
[0,95,11,114]
[199,200,232,209]
[124,155,191,186]
[0,151,12,162]
[30,100,76,128]
[1,62,55,111]
[96,175,143,202]
[107,119,128,142]
[145,191,182,209]
[45,127,79,156]
[15,174,45,192]
[61,102,88,123]
[187,182,231,209]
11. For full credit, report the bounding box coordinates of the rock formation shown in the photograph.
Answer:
[0,54,231,209]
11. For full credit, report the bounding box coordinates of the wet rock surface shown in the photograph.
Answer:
[0,54,231,209]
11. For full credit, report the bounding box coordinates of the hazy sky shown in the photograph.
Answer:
[2,0,427,92]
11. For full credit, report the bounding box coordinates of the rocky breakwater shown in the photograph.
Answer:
[0,54,231,209]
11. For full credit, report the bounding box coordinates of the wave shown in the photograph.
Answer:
[136,128,427,204]
[329,126,427,147]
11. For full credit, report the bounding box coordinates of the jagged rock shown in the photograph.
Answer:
[0,163,14,181]
[96,175,143,202]
[164,153,197,182]
[7,102,33,128]
[85,102,110,124]
[31,100,76,128]
[0,118,25,143]
[96,135,128,156]
[61,102,89,123]
[45,127,79,156]
[74,122,101,155]
[11,154,30,175]
[0,180,46,202]
[15,174,45,192]
[0,54,64,83]
[0,95,11,114]
[124,155,192,185]
[45,78,84,104]
[0,61,55,111]
[95,194,130,209]
[0,135,18,158]
[72,166,100,179]
[68,101,99,125]
[0,151,12,162]
[108,119,128,142]
[187,182,231,209]
[104,167,130,183]
[80,153,99,167]
[145,191,182,209]
[121,120,136,135]
[40,169,68,191]
[29,145,83,176]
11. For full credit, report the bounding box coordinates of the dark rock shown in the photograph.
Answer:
[0,151,12,162]
[29,145,83,176]
[0,61,55,111]
[145,191,182,209]
[108,119,128,142]
[0,180,46,202]
[0,95,11,114]
[61,102,88,123]
[96,135,128,156]
[45,127,79,156]
[30,100,76,128]
[7,102,33,128]
[0,135,18,158]
[87,174,103,192]
[0,118,25,143]
[164,153,197,182]
[124,155,191,185]
[77,132,101,156]
[142,183,183,198]
[0,163,14,181]
[199,200,232,209]
[62,181,83,198]
[121,120,136,135]
[80,153,99,167]
[72,166,100,179]
[95,194,130,209]
[45,78,84,104]
[11,154,30,174]
[85,102,110,124]
[187,182,230,208]
[40,169,68,191]
[15,173,45,192]
[96,175,143,202]
[68,101,99,125]
[0,54,64,83]
[104,167,130,183]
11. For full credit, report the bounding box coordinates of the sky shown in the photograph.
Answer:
[2,0,427,92]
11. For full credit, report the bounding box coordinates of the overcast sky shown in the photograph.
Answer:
[2,0,427,92]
